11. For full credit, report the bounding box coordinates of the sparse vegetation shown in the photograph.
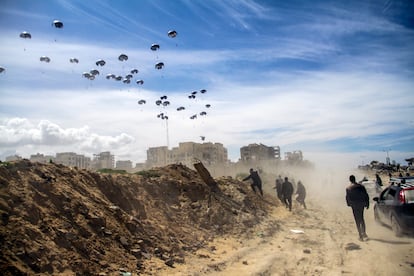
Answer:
[97,168,128,174]
[135,169,161,177]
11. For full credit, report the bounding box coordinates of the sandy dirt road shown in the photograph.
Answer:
[151,197,414,276]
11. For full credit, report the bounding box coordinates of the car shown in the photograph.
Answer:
[373,176,414,236]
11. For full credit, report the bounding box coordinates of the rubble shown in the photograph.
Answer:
[0,160,277,275]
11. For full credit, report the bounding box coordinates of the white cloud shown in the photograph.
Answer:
[1,65,412,165]
[0,117,134,157]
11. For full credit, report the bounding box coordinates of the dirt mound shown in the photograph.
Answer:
[0,160,277,275]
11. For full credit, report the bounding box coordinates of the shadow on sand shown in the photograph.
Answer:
[368,238,412,244]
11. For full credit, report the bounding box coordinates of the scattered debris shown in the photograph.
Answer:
[345,242,361,251]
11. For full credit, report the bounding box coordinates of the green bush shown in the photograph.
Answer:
[97,168,128,174]
[135,170,161,178]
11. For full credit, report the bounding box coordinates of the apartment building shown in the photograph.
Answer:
[93,151,115,170]
[55,152,91,169]
[116,160,133,171]
[146,142,228,168]
[5,155,22,162]
[240,143,280,162]
[146,146,169,167]
[284,150,303,162]
[29,153,55,163]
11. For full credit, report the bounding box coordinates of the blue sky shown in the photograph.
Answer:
[0,0,413,169]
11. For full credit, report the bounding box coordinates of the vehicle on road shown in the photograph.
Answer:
[373,177,414,237]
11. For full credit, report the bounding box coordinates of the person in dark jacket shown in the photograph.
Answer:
[375,173,383,193]
[346,175,370,241]
[295,180,307,209]
[274,175,284,203]
[282,177,294,211]
[243,168,263,196]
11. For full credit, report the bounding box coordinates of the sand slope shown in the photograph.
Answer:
[0,160,412,275]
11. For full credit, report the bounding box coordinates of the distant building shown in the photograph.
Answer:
[146,146,169,167]
[146,142,228,168]
[134,162,146,172]
[240,143,280,162]
[55,152,91,169]
[30,153,55,163]
[285,150,303,162]
[5,154,22,162]
[93,151,114,170]
[116,160,133,171]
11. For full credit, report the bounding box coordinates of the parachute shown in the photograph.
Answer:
[19,32,31,39]
[136,79,144,85]
[0,66,5,73]
[188,91,197,99]
[95,59,106,66]
[150,44,160,51]
[157,113,168,120]
[82,72,94,80]
[155,62,164,70]
[167,30,177,38]
[118,54,128,61]
[70,58,79,63]
[52,20,64,28]
[40,56,51,63]
[90,69,99,76]
[156,95,170,106]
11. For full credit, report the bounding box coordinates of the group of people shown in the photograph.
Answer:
[242,168,307,211]
[242,168,375,242]
[241,167,399,242]
[274,175,307,211]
